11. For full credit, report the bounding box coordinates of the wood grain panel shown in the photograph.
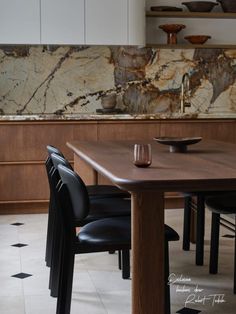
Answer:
[97,121,160,140]
[0,164,49,201]
[0,121,97,162]
[160,120,236,143]
[1,119,236,213]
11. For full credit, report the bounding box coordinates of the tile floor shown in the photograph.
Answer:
[0,209,235,314]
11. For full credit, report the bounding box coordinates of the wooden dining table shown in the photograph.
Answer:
[67,139,236,314]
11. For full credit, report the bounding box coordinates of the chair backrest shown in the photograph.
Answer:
[45,145,65,182]
[47,145,65,158]
[56,180,76,237]
[58,164,90,222]
[51,153,73,171]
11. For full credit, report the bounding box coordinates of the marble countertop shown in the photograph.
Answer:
[0,113,236,121]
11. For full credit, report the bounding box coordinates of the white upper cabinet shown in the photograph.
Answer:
[128,0,145,46]
[0,0,145,45]
[0,0,40,44]
[85,0,145,45]
[41,0,85,44]
[85,0,128,45]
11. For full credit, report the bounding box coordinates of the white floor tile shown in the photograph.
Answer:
[24,295,56,314]
[0,210,236,314]
[71,291,107,314]
[0,296,25,314]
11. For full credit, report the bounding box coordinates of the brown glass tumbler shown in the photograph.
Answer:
[133,144,152,168]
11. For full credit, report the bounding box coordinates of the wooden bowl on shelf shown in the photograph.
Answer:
[159,24,186,44]
[182,1,218,12]
[150,6,183,12]
[217,0,236,12]
[184,35,211,44]
[159,24,186,33]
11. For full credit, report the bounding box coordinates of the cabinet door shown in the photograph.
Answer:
[0,0,40,44]
[129,0,145,45]
[85,0,128,45]
[41,0,85,44]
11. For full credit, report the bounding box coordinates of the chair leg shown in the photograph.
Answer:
[209,213,220,274]
[121,250,130,279]
[56,243,75,314]
[45,196,54,267]
[183,196,192,251]
[164,241,170,314]
[118,250,122,270]
[196,195,205,266]
[49,214,62,297]
[234,216,236,294]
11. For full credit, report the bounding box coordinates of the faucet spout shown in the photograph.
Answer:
[180,73,190,114]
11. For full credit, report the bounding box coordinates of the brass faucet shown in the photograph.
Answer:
[180,73,191,114]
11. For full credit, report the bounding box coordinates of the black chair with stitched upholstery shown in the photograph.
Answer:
[45,145,130,268]
[48,153,132,297]
[54,164,180,314]
[205,193,236,294]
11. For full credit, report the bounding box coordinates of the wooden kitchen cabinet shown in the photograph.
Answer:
[0,0,40,44]
[1,119,235,214]
[41,0,84,44]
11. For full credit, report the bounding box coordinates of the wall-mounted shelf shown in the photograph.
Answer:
[146,11,236,19]
[146,43,236,49]
[146,10,236,49]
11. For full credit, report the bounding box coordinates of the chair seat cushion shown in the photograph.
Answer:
[165,225,180,242]
[77,198,131,226]
[87,185,129,199]
[205,193,236,214]
[77,216,131,253]
[77,216,179,253]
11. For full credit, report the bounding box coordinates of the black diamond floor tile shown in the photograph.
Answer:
[11,272,32,279]
[10,222,24,226]
[11,243,28,248]
[176,307,201,314]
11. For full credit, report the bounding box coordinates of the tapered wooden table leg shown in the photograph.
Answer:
[131,191,165,314]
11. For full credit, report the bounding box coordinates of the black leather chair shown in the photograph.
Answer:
[183,192,207,266]
[54,164,180,314]
[205,193,236,294]
[47,145,129,199]
[45,145,129,268]
[183,191,235,266]
[48,153,132,297]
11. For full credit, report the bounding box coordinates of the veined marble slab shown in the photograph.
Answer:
[0,46,236,119]
[1,113,236,121]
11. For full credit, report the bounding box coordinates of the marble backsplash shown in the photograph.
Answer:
[0,45,236,118]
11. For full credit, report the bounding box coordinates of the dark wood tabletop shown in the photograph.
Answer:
[67,139,236,314]
[67,139,236,192]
